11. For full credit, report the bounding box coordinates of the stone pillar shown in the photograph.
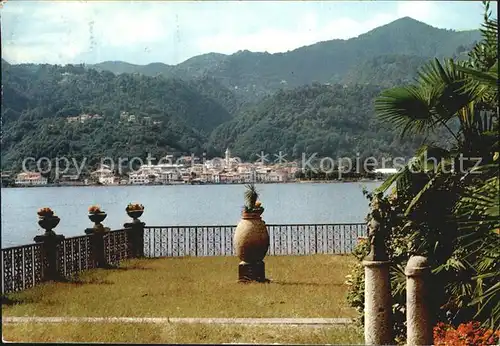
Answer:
[405,256,432,346]
[34,233,64,282]
[124,220,145,258]
[85,230,107,268]
[363,192,393,345]
[34,215,65,281]
[85,213,110,268]
[363,259,392,345]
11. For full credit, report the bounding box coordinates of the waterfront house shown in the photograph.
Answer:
[59,174,82,186]
[91,165,116,185]
[14,172,48,186]
[1,171,13,180]
[128,170,150,185]
[255,168,270,182]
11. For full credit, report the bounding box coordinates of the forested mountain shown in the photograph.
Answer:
[91,53,227,79]
[2,64,439,171]
[1,17,477,172]
[87,17,481,98]
[207,83,444,161]
[1,63,236,170]
[341,55,431,87]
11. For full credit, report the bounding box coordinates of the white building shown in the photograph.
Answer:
[237,164,256,182]
[157,171,177,184]
[128,163,185,184]
[15,172,48,186]
[374,168,398,175]
[91,165,116,185]
[128,170,151,185]
[204,158,224,170]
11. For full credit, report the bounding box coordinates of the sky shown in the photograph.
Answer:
[1,1,496,66]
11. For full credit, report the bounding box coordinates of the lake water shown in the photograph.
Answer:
[1,182,381,247]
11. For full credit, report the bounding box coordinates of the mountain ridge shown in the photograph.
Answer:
[82,17,480,100]
[88,17,478,69]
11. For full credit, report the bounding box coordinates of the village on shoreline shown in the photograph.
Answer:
[1,149,396,188]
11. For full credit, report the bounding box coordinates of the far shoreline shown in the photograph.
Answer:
[1,179,384,189]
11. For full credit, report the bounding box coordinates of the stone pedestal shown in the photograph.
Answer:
[238,261,269,283]
[34,232,65,281]
[85,228,108,268]
[124,220,145,258]
[363,260,392,345]
[405,256,432,346]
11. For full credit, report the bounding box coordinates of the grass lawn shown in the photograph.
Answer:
[2,322,363,344]
[2,255,361,343]
[2,255,356,318]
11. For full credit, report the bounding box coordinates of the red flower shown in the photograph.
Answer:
[88,205,102,214]
[434,321,500,346]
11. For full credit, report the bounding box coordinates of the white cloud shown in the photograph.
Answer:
[2,1,175,63]
[195,11,397,55]
[0,1,488,65]
[396,1,439,25]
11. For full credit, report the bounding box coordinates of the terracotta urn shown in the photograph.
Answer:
[233,211,269,263]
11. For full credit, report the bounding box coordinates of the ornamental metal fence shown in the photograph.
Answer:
[1,223,366,294]
[1,243,44,294]
[143,223,366,258]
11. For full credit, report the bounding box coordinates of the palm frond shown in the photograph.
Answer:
[375,86,438,138]
[456,61,498,106]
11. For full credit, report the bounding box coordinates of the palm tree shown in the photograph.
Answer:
[371,0,499,332]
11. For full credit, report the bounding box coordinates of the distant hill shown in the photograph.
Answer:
[91,53,228,78]
[87,17,481,97]
[0,63,236,170]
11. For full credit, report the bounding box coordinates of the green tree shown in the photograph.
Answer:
[347,2,499,340]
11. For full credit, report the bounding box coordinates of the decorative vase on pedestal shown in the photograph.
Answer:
[126,209,144,222]
[37,215,61,237]
[85,207,110,268]
[85,212,109,234]
[34,208,65,281]
[233,184,270,283]
[124,204,145,258]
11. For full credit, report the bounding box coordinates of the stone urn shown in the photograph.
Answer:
[37,215,61,235]
[85,212,109,234]
[89,212,107,224]
[126,209,144,223]
[234,210,270,282]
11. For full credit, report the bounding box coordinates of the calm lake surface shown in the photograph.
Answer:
[1,182,381,247]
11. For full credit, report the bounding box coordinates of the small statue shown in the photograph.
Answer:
[365,192,390,261]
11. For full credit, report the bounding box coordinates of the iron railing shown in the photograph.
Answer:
[1,243,44,294]
[104,229,132,265]
[143,223,366,258]
[57,235,95,278]
[2,223,366,294]
[1,230,134,294]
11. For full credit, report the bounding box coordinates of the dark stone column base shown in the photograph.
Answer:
[238,261,270,283]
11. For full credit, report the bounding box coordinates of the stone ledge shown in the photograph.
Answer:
[3,316,354,326]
